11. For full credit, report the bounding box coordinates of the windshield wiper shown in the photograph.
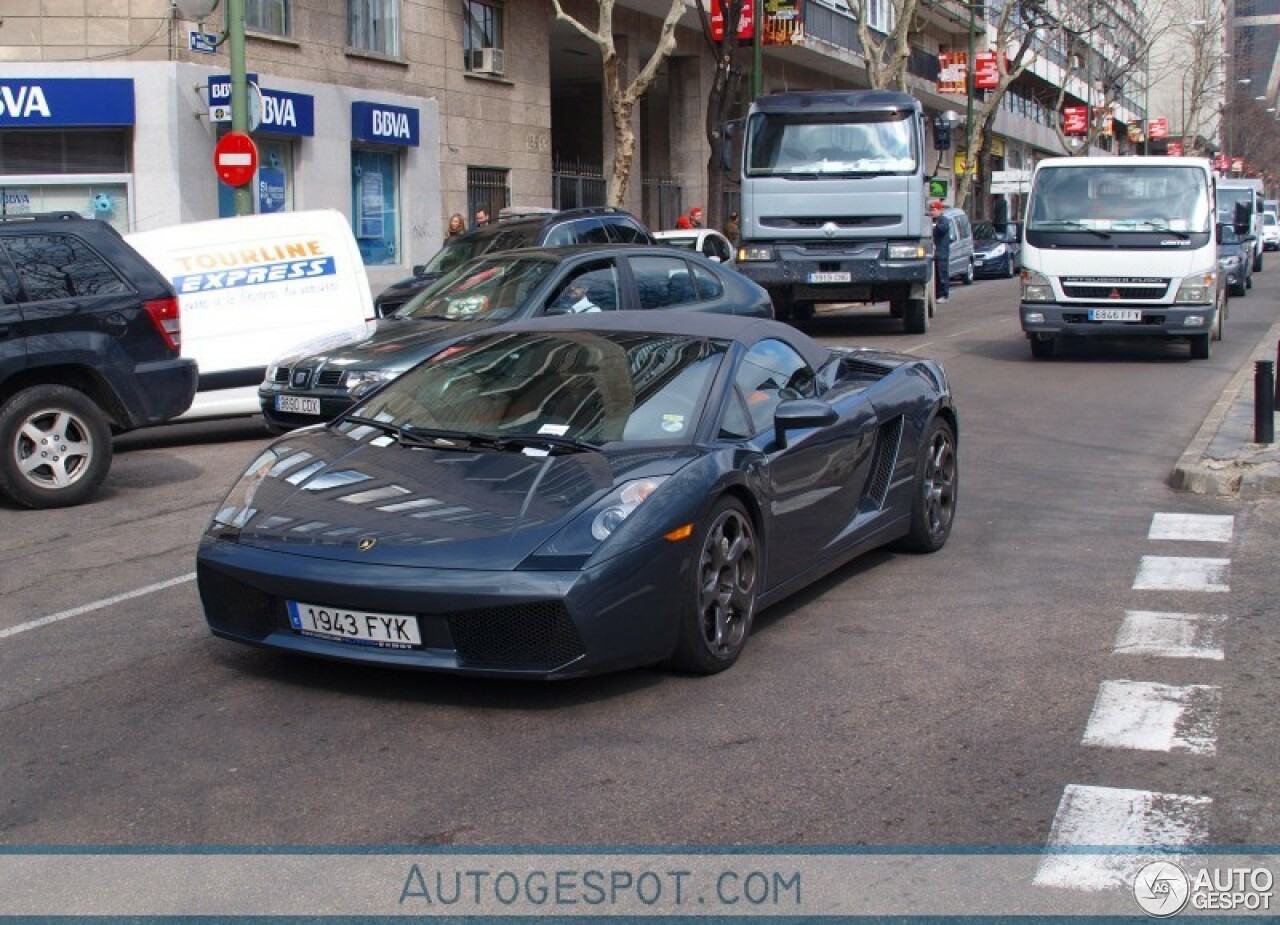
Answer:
[1034,220,1111,239]
[1132,221,1191,239]
[341,417,476,449]
[490,433,602,455]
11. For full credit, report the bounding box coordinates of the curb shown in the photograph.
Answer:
[1169,311,1280,496]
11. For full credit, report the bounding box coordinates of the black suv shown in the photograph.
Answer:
[0,213,198,509]
[373,206,655,315]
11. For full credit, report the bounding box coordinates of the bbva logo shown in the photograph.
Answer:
[372,109,412,139]
[1,85,52,119]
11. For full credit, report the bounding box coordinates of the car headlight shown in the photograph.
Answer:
[343,368,401,398]
[1175,272,1216,304]
[1219,255,1240,268]
[527,477,669,563]
[737,244,775,262]
[887,243,926,259]
[208,447,282,538]
[987,244,1007,258]
[1021,269,1053,303]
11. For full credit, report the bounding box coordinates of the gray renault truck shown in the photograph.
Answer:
[732,90,935,332]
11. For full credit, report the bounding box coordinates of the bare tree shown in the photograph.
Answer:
[550,0,688,205]
[694,0,749,232]
[953,0,1052,212]
[1163,0,1227,153]
[845,0,923,90]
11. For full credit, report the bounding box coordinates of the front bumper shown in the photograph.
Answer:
[1020,303,1216,337]
[973,254,1012,278]
[735,241,930,300]
[196,534,689,679]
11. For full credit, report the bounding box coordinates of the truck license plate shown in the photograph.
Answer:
[275,395,321,415]
[287,600,421,648]
[807,272,851,284]
[1088,308,1142,322]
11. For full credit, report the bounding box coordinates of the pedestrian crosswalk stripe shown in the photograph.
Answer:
[1148,513,1235,543]
[1114,610,1226,659]
[1133,556,1230,592]
[1081,680,1220,755]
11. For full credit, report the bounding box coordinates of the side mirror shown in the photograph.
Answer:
[1216,222,1228,243]
[412,264,428,276]
[773,399,838,448]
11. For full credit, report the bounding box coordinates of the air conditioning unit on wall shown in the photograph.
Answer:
[471,47,505,76]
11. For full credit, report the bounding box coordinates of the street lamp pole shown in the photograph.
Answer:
[965,1,975,188]
[227,0,253,216]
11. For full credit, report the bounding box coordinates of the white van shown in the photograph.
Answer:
[1020,156,1224,360]
[127,210,375,420]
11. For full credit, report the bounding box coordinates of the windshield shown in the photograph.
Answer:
[1027,165,1212,233]
[351,330,730,444]
[419,227,539,276]
[398,256,558,321]
[1217,188,1256,226]
[745,110,917,176]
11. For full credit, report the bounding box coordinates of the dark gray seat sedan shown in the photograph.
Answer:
[260,244,774,432]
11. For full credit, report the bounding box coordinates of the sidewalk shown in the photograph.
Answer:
[1169,313,1280,495]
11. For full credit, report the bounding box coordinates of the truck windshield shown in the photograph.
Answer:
[745,111,916,176]
[1027,165,1211,234]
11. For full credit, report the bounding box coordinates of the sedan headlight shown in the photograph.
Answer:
[737,244,775,262]
[1021,269,1054,303]
[528,477,669,562]
[887,243,926,259]
[343,368,401,398]
[1218,255,1240,268]
[986,243,1007,258]
[1175,271,1216,304]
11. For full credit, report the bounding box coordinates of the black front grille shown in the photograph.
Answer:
[1062,284,1169,299]
[447,602,585,669]
[317,370,344,387]
[1063,313,1166,325]
[273,366,290,383]
[197,564,278,640]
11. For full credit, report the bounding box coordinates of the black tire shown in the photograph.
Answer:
[1213,303,1225,341]
[665,497,760,674]
[1029,336,1056,359]
[889,297,905,319]
[1253,250,1263,272]
[1006,257,1017,279]
[1190,332,1211,360]
[771,290,793,321]
[1231,280,1246,298]
[894,416,958,554]
[0,385,113,509]
[1246,272,1253,290]
[904,296,928,334]
[962,261,974,285]
[792,301,815,322]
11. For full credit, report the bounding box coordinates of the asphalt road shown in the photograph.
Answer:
[1,273,1277,851]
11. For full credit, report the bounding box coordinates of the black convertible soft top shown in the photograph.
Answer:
[498,310,833,372]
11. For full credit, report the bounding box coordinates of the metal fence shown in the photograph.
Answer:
[552,158,606,210]
[642,174,683,230]
[467,166,509,222]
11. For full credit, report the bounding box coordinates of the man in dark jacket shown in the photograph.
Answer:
[930,199,952,303]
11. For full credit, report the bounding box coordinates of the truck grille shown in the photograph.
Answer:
[1061,282,1170,299]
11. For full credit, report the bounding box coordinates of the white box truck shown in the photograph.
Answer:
[1019,156,1224,360]
[127,210,376,420]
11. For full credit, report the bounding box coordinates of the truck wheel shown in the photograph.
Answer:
[1213,303,1225,341]
[0,385,113,509]
[904,297,928,334]
[1253,250,1263,272]
[962,261,974,285]
[889,298,904,319]
[771,290,793,321]
[792,302,815,321]
[1190,333,1211,360]
[1029,336,1056,359]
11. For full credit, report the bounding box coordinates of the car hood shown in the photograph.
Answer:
[226,430,698,569]
[301,317,502,372]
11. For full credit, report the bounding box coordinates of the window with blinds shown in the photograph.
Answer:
[0,130,130,175]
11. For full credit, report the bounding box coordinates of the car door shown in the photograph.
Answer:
[721,339,863,588]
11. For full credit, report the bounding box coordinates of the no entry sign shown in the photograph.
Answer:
[214,131,258,187]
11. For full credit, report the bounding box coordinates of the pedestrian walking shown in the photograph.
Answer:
[929,199,952,303]
[473,208,490,228]
[724,211,739,243]
[446,212,466,237]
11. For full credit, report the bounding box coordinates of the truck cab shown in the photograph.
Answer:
[732,90,934,332]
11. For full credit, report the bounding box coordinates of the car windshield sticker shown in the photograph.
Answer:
[661,414,685,433]
[538,424,569,436]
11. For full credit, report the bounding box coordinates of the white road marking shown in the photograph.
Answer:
[946,328,979,338]
[902,342,936,354]
[1034,784,1211,891]
[1148,513,1234,543]
[1132,556,1230,592]
[1081,680,1220,755]
[0,573,197,642]
[1114,610,1226,660]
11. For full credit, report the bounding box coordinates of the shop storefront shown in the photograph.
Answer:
[350,101,420,267]
[0,77,136,231]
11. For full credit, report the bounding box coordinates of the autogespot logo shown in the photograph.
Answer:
[1134,860,1191,917]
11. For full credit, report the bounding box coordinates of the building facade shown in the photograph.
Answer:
[0,0,1146,292]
